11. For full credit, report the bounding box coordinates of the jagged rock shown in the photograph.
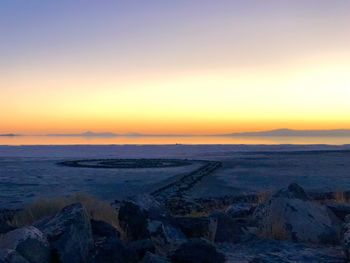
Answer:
[141,252,170,263]
[89,219,131,263]
[225,203,256,218]
[175,217,216,240]
[0,226,50,263]
[326,202,350,221]
[148,219,186,255]
[0,209,17,234]
[253,183,341,244]
[35,203,93,263]
[127,239,155,261]
[210,212,248,243]
[118,201,150,241]
[0,249,29,263]
[170,239,225,263]
[89,235,129,263]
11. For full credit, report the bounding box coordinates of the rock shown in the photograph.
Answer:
[89,219,131,263]
[91,219,120,240]
[89,235,129,263]
[130,195,164,215]
[163,198,204,216]
[0,226,50,263]
[253,183,341,244]
[225,203,256,218]
[35,203,93,263]
[0,209,18,234]
[0,249,30,263]
[170,239,225,263]
[148,219,186,255]
[118,201,150,241]
[175,217,216,240]
[342,216,350,260]
[220,239,345,263]
[326,202,350,221]
[210,212,248,243]
[141,252,169,263]
[127,239,155,261]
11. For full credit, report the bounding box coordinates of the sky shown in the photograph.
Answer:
[1,0,350,135]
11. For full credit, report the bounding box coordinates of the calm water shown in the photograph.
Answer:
[1,135,350,145]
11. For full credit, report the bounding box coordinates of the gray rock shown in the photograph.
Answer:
[0,249,29,263]
[170,239,225,263]
[141,252,169,263]
[225,203,256,218]
[0,226,50,263]
[35,203,93,263]
[174,217,216,240]
[253,183,341,244]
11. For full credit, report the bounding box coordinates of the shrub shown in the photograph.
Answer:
[10,193,119,228]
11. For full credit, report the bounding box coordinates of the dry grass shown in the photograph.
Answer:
[257,191,271,204]
[10,193,119,228]
[334,190,348,203]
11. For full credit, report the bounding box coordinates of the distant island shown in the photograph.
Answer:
[47,131,118,137]
[0,134,20,137]
[224,129,350,137]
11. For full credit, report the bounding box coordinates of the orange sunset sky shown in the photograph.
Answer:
[1,1,350,135]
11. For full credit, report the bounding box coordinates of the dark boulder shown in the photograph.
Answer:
[0,209,18,235]
[326,202,350,221]
[0,226,50,263]
[210,212,248,243]
[91,219,120,240]
[35,203,93,263]
[89,235,129,263]
[127,239,155,261]
[118,201,150,241]
[174,217,216,240]
[170,239,225,263]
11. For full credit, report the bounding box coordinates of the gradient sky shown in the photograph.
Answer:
[1,0,350,134]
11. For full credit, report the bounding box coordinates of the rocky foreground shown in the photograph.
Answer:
[1,183,350,262]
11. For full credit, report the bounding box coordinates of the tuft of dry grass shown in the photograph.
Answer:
[334,190,347,203]
[10,193,119,228]
[257,191,271,204]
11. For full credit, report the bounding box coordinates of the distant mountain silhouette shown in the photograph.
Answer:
[0,133,20,137]
[224,129,350,137]
[47,131,118,137]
